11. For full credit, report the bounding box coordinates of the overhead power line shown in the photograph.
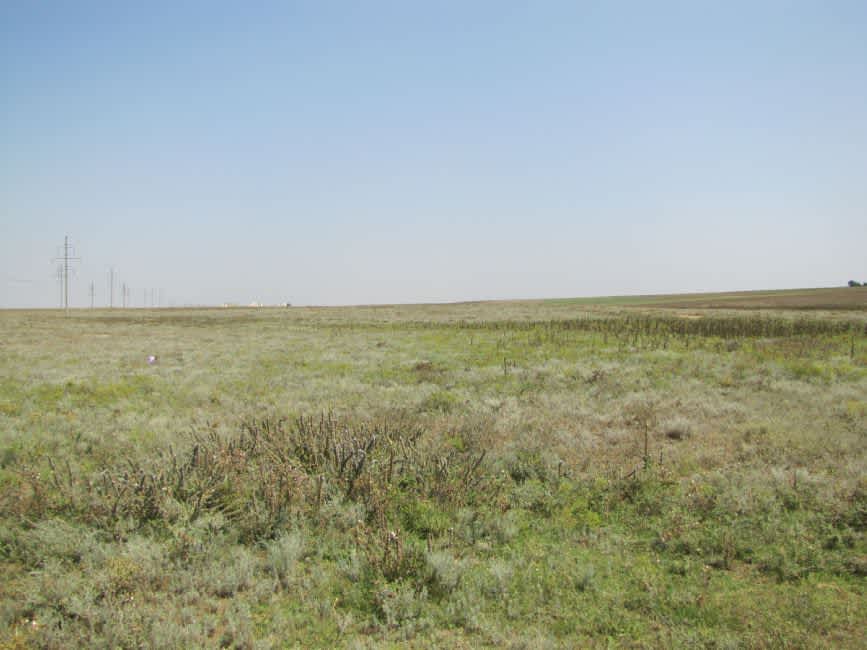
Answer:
[52,235,80,316]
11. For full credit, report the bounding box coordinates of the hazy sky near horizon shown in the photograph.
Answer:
[2,1,866,307]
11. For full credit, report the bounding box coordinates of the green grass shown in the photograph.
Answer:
[541,285,867,310]
[1,304,866,647]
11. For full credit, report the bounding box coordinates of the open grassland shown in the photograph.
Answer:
[1,302,866,648]
[543,285,867,311]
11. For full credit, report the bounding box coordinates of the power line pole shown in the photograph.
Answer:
[108,267,115,308]
[64,237,70,313]
[52,236,80,316]
[89,281,95,308]
[122,282,127,308]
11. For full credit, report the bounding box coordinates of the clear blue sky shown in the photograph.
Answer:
[2,1,865,307]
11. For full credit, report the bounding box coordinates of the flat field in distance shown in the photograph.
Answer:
[542,285,867,310]
[1,294,866,647]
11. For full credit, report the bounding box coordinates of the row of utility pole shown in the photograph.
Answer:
[54,235,166,313]
[53,235,80,316]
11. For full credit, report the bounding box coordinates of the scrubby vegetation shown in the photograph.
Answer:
[1,303,865,647]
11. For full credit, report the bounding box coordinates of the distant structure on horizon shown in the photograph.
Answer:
[218,301,292,308]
